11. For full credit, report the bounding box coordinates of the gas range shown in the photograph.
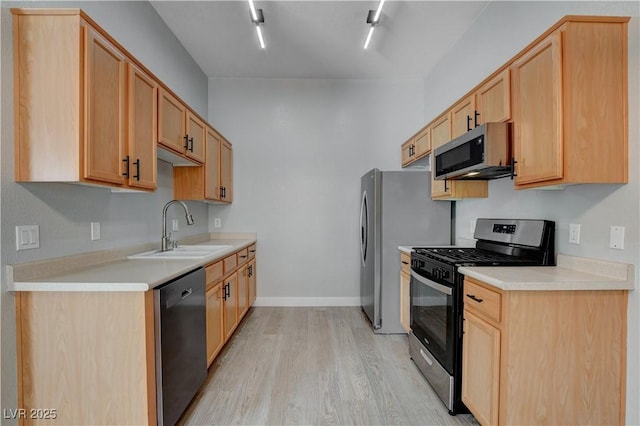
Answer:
[408,219,555,415]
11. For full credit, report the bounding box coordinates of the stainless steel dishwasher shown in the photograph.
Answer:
[154,267,206,425]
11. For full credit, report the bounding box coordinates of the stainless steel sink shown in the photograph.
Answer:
[128,245,232,260]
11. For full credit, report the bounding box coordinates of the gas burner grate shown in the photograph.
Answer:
[413,247,537,266]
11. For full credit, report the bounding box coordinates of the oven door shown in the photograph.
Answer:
[410,270,455,374]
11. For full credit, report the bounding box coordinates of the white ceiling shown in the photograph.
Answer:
[150,1,490,80]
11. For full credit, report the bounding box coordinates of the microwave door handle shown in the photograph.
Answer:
[410,270,452,296]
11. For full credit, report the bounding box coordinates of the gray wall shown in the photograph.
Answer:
[421,1,640,423]
[207,78,423,305]
[0,1,209,416]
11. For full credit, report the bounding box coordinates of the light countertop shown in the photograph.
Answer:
[459,254,634,291]
[8,236,256,292]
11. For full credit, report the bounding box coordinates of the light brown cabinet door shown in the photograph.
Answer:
[126,63,157,190]
[476,69,511,124]
[430,114,452,198]
[414,126,431,158]
[186,112,205,163]
[206,282,224,366]
[220,139,233,203]
[511,31,564,185]
[248,259,257,306]
[462,310,500,426]
[205,128,221,200]
[158,88,187,155]
[400,271,410,333]
[401,140,414,167]
[451,95,476,139]
[237,265,249,320]
[223,273,238,339]
[84,26,126,185]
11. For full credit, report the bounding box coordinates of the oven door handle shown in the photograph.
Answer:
[410,270,452,296]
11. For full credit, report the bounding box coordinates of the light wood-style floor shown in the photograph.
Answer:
[180,307,478,426]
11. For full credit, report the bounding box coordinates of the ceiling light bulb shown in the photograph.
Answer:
[373,0,386,23]
[248,0,258,22]
[364,26,375,49]
[256,25,266,49]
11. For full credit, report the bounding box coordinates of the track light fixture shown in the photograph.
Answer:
[364,0,386,50]
[248,0,266,49]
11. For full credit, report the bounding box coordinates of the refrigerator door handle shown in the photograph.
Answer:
[360,190,368,267]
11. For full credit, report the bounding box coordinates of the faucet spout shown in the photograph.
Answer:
[161,200,195,251]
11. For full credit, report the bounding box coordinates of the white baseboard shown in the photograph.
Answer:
[253,297,360,307]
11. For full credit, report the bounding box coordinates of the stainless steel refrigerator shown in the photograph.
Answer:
[360,168,451,333]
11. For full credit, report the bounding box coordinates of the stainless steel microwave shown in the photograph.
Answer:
[434,122,512,180]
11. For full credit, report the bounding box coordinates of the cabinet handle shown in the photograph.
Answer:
[226,282,231,298]
[133,159,140,181]
[221,186,226,199]
[444,179,449,193]
[474,110,480,128]
[184,135,189,150]
[466,115,472,132]
[189,137,194,153]
[248,265,253,277]
[466,294,484,303]
[401,261,409,265]
[510,157,518,180]
[122,156,130,178]
[240,255,248,259]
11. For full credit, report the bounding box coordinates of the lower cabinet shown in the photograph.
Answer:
[237,264,249,320]
[205,282,224,366]
[461,277,628,425]
[248,258,257,306]
[400,252,411,333]
[223,272,239,340]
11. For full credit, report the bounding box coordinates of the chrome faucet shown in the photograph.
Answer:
[161,200,195,251]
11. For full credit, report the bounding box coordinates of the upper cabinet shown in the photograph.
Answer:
[402,16,628,193]
[158,88,205,164]
[13,11,144,189]
[511,19,628,189]
[13,8,230,195]
[127,63,158,190]
[451,95,476,139]
[174,127,233,204]
[475,69,511,125]
[401,125,430,167]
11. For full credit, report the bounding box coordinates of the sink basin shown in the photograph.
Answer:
[128,245,232,260]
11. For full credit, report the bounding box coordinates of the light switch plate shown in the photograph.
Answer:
[568,224,581,244]
[16,225,40,250]
[91,222,101,241]
[172,219,179,231]
[610,226,625,250]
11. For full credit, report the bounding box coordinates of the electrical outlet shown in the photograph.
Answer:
[172,219,179,231]
[15,225,40,250]
[214,218,222,228]
[91,222,101,241]
[610,226,625,250]
[568,224,581,244]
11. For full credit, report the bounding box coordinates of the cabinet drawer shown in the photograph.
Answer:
[464,279,501,323]
[237,248,249,265]
[206,261,223,288]
[248,244,257,260]
[223,254,238,274]
[401,252,411,274]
